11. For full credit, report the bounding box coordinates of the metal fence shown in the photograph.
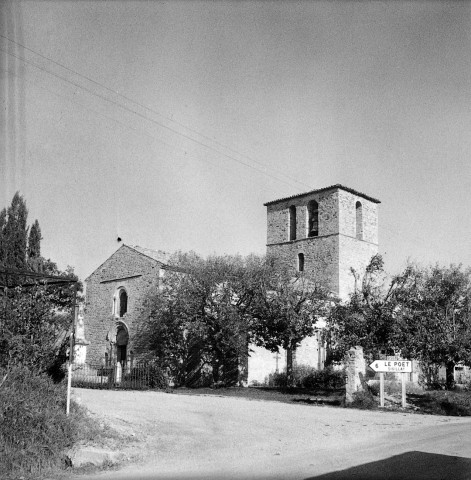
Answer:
[71,362,166,390]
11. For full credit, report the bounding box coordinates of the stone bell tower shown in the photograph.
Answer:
[264,184,380,300]
[248,184,381,384]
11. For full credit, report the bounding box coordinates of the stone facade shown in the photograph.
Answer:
[82,184,380,386]
[82,244,170,365]
[265,184,379,298]
[247,184,380,385]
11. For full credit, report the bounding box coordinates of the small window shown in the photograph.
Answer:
[307,200,319,237]
[119,289,128,317]
[355,201,363,240]
[298,253,305,272]
[289,205,297,240]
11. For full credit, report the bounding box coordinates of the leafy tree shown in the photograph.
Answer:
[0,207,6,266]
[327,256,471,390]
[0,285,72,376]
[135,252,332,387]
[134,252,261,386]
[27,219,42,260]
[0,192,44,272]
[249,258,331,385]
[2,192,29,269]
[0,193,81,380]
[395,263,471,389]
[325,255,404,363]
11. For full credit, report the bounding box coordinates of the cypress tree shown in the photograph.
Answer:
[0,207,6,267]
[3,192,29,269]
[28,219,42,259]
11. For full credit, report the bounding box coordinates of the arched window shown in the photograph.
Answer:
[119,289,128,317]
[289,205,297,240]
[355,201,363,240]
[307,200,319,237]
[298,253,305,272]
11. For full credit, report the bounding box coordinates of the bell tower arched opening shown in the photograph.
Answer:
[355,201,363,240]
[289,205,297,240]
[307,200,319,237]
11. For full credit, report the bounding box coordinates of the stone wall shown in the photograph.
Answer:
[338,189,378,244]
[266,236,339,294]
[84,245,162,365]
[266,190,339,245]
[248,345,287,385]
[259,185,380,380]
[266,186,379,299]
[338,235,378,300]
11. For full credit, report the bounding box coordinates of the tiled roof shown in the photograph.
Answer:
[263,184,381,206]
[128,245,172,264]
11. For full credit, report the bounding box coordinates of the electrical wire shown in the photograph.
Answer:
[0,37,309,191]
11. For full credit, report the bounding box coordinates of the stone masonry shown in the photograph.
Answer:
[248,184,380,385]
[83,184,380,386]
[264,184,379,298]
[83,244,171,365]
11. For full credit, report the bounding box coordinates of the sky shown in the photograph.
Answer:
[1,1,471,281]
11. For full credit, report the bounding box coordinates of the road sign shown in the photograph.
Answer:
[369,360,412,373]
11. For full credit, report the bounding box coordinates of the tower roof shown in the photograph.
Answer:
[263,184,381,206]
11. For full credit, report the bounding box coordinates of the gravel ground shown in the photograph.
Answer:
[70,388,471,480]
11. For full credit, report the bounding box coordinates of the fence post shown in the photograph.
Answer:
[115,362,122,384]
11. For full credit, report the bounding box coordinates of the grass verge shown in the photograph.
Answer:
[0,367,128,480]
[170,385,471,416]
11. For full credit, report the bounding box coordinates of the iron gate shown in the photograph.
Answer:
[71,362,166,390]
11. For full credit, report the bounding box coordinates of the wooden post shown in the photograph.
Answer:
[401,372,406,408]
[379,372,385,407]
[66,283,78,416]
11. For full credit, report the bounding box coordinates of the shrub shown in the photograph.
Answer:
[349,390,377,410]
[264,365,345,390]
[300,366,345,390]
[410,390,471,416]
[0,366,80,479]
[368,379,424,397]
[250,380,262,387]
[265,371,288,387]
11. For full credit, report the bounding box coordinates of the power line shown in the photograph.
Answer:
[2,60,453,261]
[0,36,309,191]
[1,65,252,190]
[0,33,302,186]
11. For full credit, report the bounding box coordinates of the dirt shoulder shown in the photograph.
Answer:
[70,388,471,480]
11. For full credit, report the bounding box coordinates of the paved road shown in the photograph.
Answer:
[73,388,471,480]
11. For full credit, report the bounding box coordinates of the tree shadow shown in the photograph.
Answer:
[304,451,471,480]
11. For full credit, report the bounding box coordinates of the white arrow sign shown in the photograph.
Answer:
[369,360,412,373]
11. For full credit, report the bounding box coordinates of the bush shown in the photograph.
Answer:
[300,366,345,390]
[349,390,377,410]
[410,390,471,416]
[264,365,345,390]
[368,379,424,397]
[0,366,80,479]
[266,371,288,387]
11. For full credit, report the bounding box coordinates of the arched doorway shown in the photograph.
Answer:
[116,323,129,366]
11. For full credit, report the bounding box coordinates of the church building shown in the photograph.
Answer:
[81,184,380,384]
[82,245,173,366]
[247,184,380,383]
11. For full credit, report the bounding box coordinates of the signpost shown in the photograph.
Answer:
[369,360,412,408]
